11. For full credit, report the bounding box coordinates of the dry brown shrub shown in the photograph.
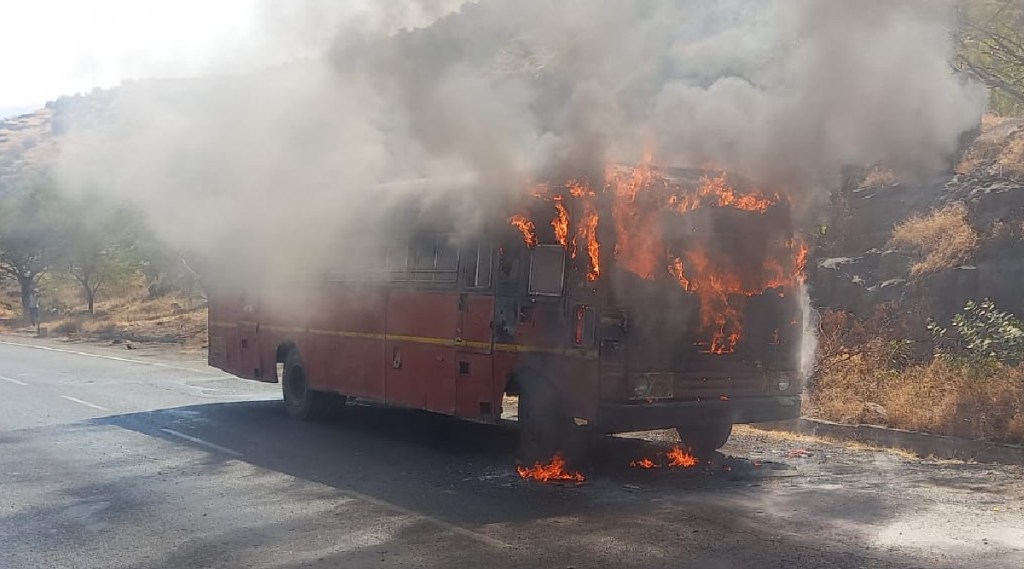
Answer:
[812,357,1024,445]
[998,133,1024,175]
[810,305,1024,444]
[890,202,979,276]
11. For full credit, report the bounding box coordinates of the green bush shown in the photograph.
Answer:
[931,299,1024,365]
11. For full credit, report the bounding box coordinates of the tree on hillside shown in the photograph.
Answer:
[957,0,1024,115]
[63,198,143,314]
[0,180,64,320]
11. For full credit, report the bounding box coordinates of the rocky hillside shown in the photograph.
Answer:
[0,107,58,190]
[813,116,1024,320]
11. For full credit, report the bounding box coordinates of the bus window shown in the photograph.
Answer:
[434,237,459,283]
[386,241,409,280]
[528,245,565,297]
[463,241,492,289]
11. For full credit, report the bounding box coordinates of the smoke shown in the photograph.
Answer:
[799,285,820,382]
[53,0,987,282]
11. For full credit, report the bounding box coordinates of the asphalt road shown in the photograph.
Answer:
[1,338,1022,569]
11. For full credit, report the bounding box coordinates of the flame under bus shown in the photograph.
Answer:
[208,166,804,456]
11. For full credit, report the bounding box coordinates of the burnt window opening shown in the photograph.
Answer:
[528,245,566,297]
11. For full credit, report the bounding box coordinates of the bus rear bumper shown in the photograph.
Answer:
[596,396,801,434]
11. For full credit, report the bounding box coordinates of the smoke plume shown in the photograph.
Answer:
[54,0,987,280]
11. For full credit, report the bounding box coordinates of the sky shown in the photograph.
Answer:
[0,0,357,117]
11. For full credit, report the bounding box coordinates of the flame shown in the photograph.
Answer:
[667,446,699,468]
[668,257,692,291]
[631,458,659,469]
[678,248,745,354]
[508,158,809,354]
[670,173,779,214]
[552,196,570,249]
[508,214,538,249]
[577,199,601,281]
[517,454,586,484]
[793,239,810,283]
[607,161,665,280]
[568,180,601,281]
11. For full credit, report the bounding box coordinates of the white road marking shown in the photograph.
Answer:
[0,339,220,375]
[0,375,28,386]
[59,395,110,412]
[160,428,243,457]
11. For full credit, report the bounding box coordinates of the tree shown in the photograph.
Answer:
[63,198,142,314]
[956,0,1024,115]
[0,180,64,320]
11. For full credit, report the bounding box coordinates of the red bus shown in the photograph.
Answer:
[208,167,806,460]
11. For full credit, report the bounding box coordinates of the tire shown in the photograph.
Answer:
[675,422,733,456]
[518,378,582,464]
[282,349,345,421]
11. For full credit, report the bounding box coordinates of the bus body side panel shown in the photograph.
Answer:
[454,294,496,418]
[385,291,459,415]
[207,289,240,376]
[307,286,387,400]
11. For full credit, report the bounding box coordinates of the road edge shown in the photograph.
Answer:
[753,417,1024,465]
[0,334,217,375]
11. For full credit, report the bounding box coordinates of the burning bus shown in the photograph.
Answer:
[208,162,808,461]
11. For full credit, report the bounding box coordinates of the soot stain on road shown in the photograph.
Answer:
[91,400,888,523]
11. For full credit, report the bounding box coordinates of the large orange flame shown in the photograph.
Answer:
[608,162,665,280]
[517,454,586,484]
[507,159,808,354]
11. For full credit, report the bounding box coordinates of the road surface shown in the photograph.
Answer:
[1,337,1022,569]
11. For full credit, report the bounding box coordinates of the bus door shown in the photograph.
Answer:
[384,235,459,415]
[454,240,496,418]
[237,293,266,381]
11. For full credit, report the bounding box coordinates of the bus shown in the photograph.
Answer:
[208,167,806,461]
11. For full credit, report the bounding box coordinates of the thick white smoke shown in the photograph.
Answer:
[54,0,987,279]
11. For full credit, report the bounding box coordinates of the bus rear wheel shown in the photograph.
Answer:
[282,349,345,421]
[675,422,733,456]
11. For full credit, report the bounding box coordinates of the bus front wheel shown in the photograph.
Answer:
[518,380,582,464]
[675,422,733,456]
[282,349,345,421]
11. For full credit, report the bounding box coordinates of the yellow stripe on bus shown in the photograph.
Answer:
[208,321,597,359]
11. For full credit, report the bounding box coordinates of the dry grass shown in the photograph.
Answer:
[957,114,1024,177]
[889,202,979,276]
[858,166,899,189]
[999,133,1024,175]
[0,276,207,352]
[812,306,1024,445]
[812,358,1024,444]
[734,425,922,460]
